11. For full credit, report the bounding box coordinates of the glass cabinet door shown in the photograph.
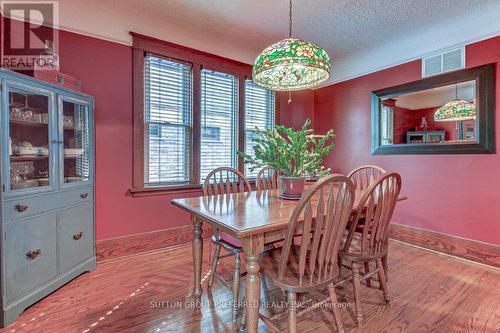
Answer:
[7,85,54,192]
[59,97,91,186]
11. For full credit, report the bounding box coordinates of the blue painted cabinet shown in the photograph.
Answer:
[0,69,95,327]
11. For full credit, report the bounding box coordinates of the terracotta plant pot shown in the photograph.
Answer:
[280,176,305,198]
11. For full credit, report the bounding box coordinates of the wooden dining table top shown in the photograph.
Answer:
[172,188,407,238]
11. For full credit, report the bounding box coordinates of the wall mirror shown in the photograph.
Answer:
[371,64,495,154]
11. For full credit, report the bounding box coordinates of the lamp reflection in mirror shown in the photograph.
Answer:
[434,99,476,122]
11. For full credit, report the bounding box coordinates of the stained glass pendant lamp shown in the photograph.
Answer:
[434,85,476,121]
[252,0,331,91]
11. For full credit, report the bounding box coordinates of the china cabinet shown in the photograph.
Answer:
[0,68,95,327]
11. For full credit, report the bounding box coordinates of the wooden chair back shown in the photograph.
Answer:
[347,165,386,191]
[343,172,402,258]
[278,175,355,285]
[256,166,280,191]
[203,167,252,196]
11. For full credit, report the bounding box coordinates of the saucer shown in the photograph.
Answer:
[278,193,302,200]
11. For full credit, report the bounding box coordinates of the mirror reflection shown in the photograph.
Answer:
[380,80,477,145]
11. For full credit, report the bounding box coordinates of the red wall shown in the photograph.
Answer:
[57,31,208,240]
[3,16,499,244]
[412,107,460,141]
[278,90,315,130]
[394,106,414,144]
[56,30,315,240]
[0,18,313,241]
[0,20,211,241]
[395,106,460,142]
[314,36,500,245]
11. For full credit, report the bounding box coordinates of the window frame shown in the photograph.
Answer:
[380,100,395,145]
[199,67,240,181]
[130,32,278,195]
[244,79,276,179]
[143,54,194,187]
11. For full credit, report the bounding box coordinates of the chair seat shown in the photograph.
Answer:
[341,232,387,263]
[347,217,367,233]
[213,231,242,249]
[260,245,340,293]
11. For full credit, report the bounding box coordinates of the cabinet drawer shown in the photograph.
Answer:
[58,202,94,273]
[5,214,58,303]
[4,187,93,222]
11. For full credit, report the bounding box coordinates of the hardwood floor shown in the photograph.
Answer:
[2,240,499,333]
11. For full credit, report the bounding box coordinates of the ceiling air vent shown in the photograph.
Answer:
[422,47,465,77]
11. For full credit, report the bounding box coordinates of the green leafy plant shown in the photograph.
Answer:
[237,119,335,177]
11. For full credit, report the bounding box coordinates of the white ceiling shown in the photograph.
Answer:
[394,81,475,110]
[53,0,500,85]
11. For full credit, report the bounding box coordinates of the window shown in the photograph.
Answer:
[380,104,394,145]
[244,80,275,177]
[200,69,239,181]
[144,55,193,186]
[132,34,276,193]
[201,126,220,141]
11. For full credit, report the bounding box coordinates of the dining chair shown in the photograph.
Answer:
[347,164,388,277]
[203,167,251,322]
[340,172,402,327]
[258,174,355,333]
[256,165,280,191]
[347,165,386,191]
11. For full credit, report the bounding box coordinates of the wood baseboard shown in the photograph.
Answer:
[97,222,500,268]
[390,223,500,268]
[96,225,211,262]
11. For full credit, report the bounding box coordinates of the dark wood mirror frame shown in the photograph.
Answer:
[371,64,495,155]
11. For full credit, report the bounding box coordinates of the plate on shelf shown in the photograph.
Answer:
[11,179,39,190]
[64,148,84,157]
[37,178,50,186]
[64,177,83,183]
[19,147,48,156]
[12,154,48,160]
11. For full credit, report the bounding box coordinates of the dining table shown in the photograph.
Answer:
[172,187,407,332]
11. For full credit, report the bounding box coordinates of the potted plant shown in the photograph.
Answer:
[237,119,335,198]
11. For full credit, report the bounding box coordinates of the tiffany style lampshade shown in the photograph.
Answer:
[434,100,477,121]
[252,38,331,91]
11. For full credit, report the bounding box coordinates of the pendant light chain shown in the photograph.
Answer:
[288,0,293,102]
[252,0,331,91]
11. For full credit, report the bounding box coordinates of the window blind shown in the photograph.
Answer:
[380,105,394,145]
[144,55,193,186]
[244,80,275,177]
[200,69,239,181]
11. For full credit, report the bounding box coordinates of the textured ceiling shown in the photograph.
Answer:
[56,0,500,85]
[395,81,475,110]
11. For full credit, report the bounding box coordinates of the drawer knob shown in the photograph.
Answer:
[26,249,42,260]
[73,232,83,240]
[80,192,88,199]
[15,204,28,212]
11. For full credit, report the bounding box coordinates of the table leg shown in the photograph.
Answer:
[243,235,264,333]
[192,216,203,299]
